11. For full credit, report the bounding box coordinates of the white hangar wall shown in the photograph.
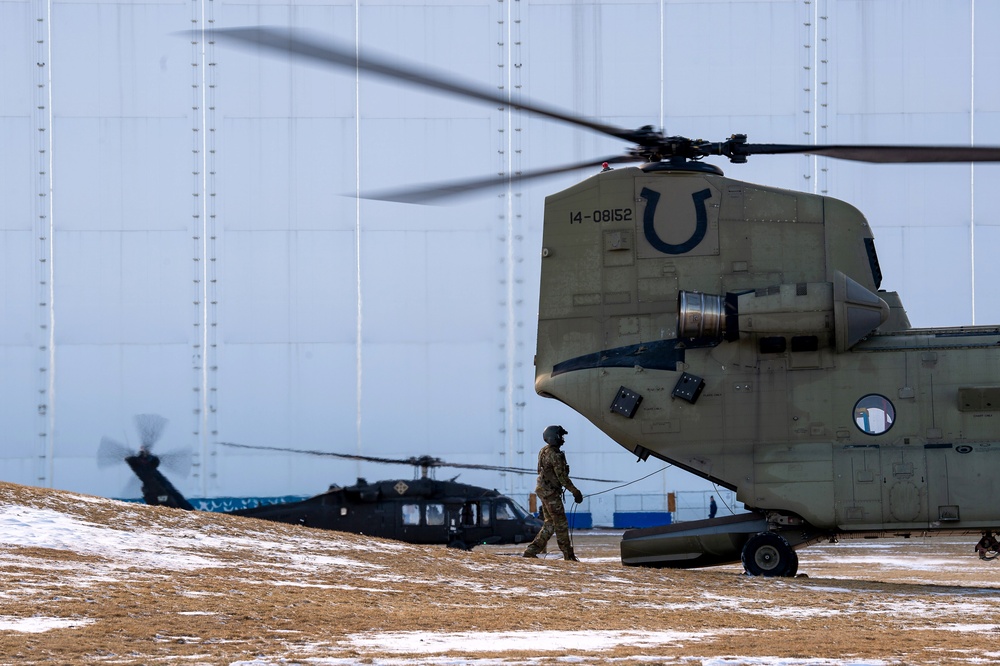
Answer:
[0,0,996,526]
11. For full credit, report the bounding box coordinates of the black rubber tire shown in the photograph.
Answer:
[742,532,797,577]
[785,546,799,577]
[447,540,469,551]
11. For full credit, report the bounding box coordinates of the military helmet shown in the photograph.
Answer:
[542,425,568,445]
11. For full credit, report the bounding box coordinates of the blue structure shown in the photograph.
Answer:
[567,512,593,530]
[613,512,672,529]
[192,497,309,513]
[117,496,310,512]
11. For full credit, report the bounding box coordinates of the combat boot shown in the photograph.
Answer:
[522,546,540,558]
[562,549,579,561]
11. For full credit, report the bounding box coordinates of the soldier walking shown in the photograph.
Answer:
[523,425,583,560]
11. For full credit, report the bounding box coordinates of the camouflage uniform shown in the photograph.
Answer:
[523,427,582,560]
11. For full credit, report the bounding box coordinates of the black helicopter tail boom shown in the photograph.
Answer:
[125,452,195,511]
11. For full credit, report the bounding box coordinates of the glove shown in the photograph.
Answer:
[572,489,583,504]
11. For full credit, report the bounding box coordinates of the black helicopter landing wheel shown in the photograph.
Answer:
[742,532,798,577]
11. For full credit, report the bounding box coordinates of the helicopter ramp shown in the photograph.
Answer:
[620,512,767,568]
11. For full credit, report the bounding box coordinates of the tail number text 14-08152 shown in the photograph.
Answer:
[569,208,633,224]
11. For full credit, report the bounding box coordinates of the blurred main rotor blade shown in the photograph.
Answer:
[220,441,403,466]
[219,441,621,482]
[361,155,641,204]
[743,143,1000,163]
[211,27,642,143]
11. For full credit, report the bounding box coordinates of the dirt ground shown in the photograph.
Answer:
[2,481,1000,665]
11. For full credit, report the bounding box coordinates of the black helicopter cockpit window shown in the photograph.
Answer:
[496,501,517,521]
[425,503,445,526]
[402,503,420,525]
[496,499,526,521]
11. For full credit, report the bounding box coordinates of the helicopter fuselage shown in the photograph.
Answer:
[230,477,541,549]
[124,459,541,550]
[535,164,1000,565]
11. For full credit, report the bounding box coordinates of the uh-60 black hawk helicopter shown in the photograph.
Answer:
[101,415,620,550]
[209,27,1000,575]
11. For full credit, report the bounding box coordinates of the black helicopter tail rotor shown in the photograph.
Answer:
[98,415,194,503]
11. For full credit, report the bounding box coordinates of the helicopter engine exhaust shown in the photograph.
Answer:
[678,272,889,351]
[677,291,725,339]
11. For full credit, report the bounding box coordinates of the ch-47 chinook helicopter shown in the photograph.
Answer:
[99,417,568,549]
[210,27,1000,575]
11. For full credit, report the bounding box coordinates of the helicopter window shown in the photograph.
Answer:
[402,503,420,526]
[791,336,818,352]
[854,394,895,436]
[864,238,883,290]
[510,498,532,517]
[495,500,521,521]
[480,501,491,526]
[425,503,445,526]
[759,337,786,354]
[461,502,479,526]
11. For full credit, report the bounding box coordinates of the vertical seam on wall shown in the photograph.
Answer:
[190,0,218,495]
[970,0,976,323]
[34,0,55,486]
[511,0,525,492]
[355,0,364,471]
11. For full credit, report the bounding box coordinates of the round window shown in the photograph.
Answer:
[854,394,895,435]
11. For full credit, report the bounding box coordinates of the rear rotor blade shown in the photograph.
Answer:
[741,143,1000,163]
[158,449,194,478]
[134,414,168,450]
[210,27,642,144]
[360,155,640,204]
[97,436,133,468]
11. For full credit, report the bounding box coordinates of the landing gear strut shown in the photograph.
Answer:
[742,532,798,577]
[976,531,1000,560]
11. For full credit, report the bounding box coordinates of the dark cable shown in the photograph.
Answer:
[585,465,672,498]
[566,465,672,555]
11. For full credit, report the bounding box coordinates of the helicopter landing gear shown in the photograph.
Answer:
[976,532,1000,560]
[741,532,798,577]
[447,540,470,551]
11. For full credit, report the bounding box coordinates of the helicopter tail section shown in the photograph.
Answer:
[124,453,195,511]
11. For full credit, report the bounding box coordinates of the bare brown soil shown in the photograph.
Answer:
[2,480,1000,664]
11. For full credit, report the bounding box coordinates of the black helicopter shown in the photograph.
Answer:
[101,416,615,549]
